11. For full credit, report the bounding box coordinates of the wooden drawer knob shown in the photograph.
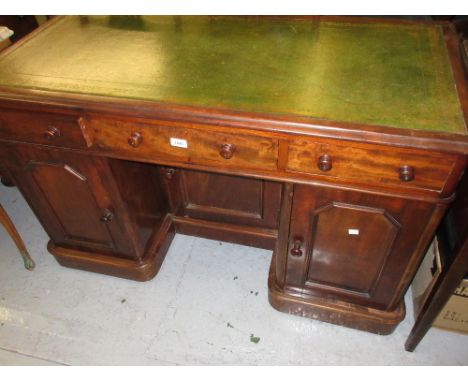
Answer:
[44,126,61,140]
[290,240,303,257]
[399,165,415,182]
[128,132,142,148]
[317,154,332,172]
[220,143,235,159]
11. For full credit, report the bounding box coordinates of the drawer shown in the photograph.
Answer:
[89,118,279,171]
[287,138,458,192]
[0,108,88,149]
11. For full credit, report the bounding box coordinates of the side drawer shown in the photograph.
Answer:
[0,107,88,149]
[287,138,458,192]
[89,117,279,171]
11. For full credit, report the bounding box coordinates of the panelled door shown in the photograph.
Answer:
[2,144,141,259]
[285,184,435,310]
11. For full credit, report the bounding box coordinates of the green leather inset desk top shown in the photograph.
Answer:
[0,16,465,134]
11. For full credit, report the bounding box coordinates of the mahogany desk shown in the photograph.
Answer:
[0,16,467,335]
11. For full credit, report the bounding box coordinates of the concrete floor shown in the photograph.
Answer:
[1,185,467,366]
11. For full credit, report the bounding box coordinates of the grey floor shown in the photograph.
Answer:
[0,185,467,366]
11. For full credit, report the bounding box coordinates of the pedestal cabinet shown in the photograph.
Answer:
[0,16,467,335]
[269,183,448,333]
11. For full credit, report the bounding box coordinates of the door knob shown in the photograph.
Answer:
[290,240,303,257]
[100,209,114,222]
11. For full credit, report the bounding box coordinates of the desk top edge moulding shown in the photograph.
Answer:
[0,16,468,337]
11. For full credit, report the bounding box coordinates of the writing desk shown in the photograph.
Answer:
[0,16,467,335]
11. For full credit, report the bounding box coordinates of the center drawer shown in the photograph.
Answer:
[287,138,458,193]
[88,117,279,171]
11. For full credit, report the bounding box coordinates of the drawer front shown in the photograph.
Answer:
[89,118,279,171]
[287,138,457,192]
[0,108,87,149]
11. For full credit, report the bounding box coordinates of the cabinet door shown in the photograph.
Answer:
[285,184,435,310]
[3,145,140,259]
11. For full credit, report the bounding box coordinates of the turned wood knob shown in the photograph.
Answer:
[100,209,114,222]
[220,143,235,159]
[290,240,303,257]
[44,126,61,140]
[399,165,415,182]
[317,154,332,172]
[128,132,142,148]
